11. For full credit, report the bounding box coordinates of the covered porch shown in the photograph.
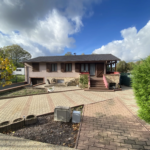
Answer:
[77,60,118,77]
[78,60,121,92]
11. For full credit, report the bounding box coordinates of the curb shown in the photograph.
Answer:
[0,89,82,100]
[75,104,85,149]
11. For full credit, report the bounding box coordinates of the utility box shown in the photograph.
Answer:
[72,111,81,123]
[54,106,71,122]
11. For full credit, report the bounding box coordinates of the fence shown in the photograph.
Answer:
[120,73,132,87]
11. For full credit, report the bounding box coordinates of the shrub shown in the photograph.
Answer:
[79,74,88,88]
[131,56,150,123]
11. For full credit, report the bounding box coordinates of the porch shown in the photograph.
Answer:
[79,61,120,92]
[78,60,117,77]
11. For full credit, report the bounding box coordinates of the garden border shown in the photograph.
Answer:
[0,84,29,94]
[37,104,84,117]
[32,82,45,87]
[74,104,85,149]
[0,89,82,100]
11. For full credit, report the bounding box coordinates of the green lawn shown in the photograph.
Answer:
[11,75,25,83]
[0,87,47,97]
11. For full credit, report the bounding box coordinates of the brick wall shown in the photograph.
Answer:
[104,74,120,88]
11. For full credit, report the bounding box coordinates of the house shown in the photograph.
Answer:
[13,68,25,75]
[24,54,121,90]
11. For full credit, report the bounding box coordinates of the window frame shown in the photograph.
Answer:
[32,63,39,72]
[16,69,21,71]
[65,63,72,72]
[51,63,57,72]
[81,63,89,72]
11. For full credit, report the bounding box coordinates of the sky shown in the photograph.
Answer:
[0,0,150,62]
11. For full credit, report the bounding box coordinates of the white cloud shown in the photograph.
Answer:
[0,0,100,58]
[93,21,150,62]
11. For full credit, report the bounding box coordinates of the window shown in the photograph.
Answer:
[81,63,88,72]
[51,63,57,72]
[65,63,72,72]
[16,69,21,71]
[32,63,39,72]
[46,63,57,72]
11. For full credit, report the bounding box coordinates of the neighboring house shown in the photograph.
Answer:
[24,54,121,89]
[13,68,25,75]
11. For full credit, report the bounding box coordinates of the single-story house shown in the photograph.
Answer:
[24,54,121,90]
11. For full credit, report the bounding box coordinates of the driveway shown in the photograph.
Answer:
[0,89,116,122]
[0,86,138,123]
[0,86,150,150]
[76,97,150,150]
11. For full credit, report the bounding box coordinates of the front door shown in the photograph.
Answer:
[97,63,104,77]
[90,64,95,76]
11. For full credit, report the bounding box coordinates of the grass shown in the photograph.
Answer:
[0,87,47,97]
[11,75,25,83]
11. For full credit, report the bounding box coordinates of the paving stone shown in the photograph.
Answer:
[135,141,146,145]
[146,141,150,145]
[132,145,144,149]
[118,136,128,140]
[94,143,105,148]
[89,146,101,150]
[116,147,129,150]
[124,139,136,144]
[120,143,132,148]
[144,145,150,149]
[105,145,117,150]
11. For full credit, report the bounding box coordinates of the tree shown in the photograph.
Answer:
[116,61,127,73]
[127,62,135,71]
[65,52,72,56]
[91,52,98,55]
[0,48,8,59]
[81,53,85,55]
[2,44,31,67]
[0,57,16,87]
[135,60,143,65]
[131,56,150,123]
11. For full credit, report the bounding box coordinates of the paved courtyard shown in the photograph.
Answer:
[0,90,116,122]
[0,85,150,149]
[76,97,150,150]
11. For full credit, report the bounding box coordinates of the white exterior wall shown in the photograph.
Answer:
[13,68,25,75]
[25,63,80,84]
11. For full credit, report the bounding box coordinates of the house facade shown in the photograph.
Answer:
[24,54,120,88]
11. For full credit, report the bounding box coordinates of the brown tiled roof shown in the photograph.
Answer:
[24,54,120,63]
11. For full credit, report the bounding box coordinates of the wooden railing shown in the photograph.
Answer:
[103,74,108,89]
[106,71,120,74]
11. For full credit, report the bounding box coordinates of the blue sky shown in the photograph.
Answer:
[65,0,150,57]
[0,0,150,62]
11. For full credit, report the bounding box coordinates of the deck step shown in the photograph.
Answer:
[90,77,106,88]
[89,87,108,90]
[90,83,105,85]
[90,80,103,82]
[91,86,106,88]
[84,88,114,92]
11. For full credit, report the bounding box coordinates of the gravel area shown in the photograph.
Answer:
[4,106,83,148]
